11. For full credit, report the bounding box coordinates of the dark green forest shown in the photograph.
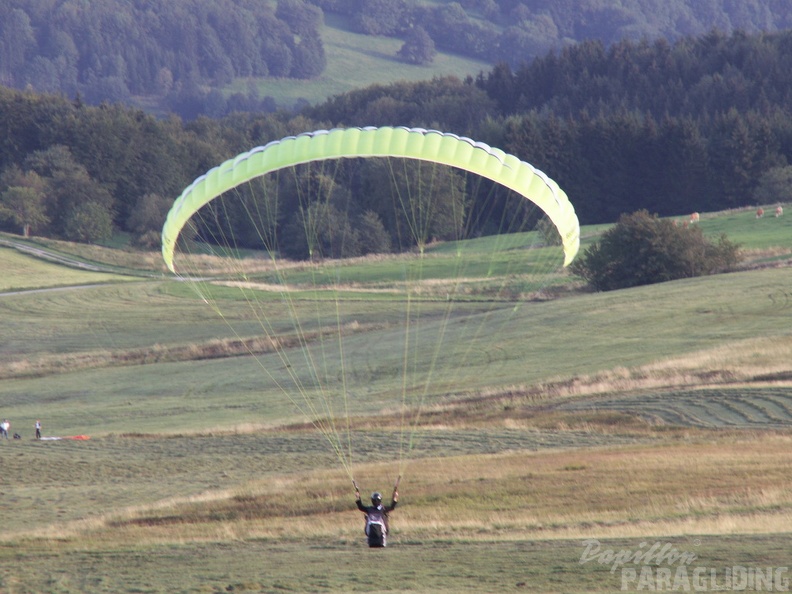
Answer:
[318,0,792,67]
[0,0,325,116]
[2,28,792,255]
[4,0,792,120]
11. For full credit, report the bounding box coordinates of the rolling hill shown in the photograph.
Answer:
[0,206,790,592]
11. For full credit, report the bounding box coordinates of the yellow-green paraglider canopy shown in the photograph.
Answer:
[162,126,580,272]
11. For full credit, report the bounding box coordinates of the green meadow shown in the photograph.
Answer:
[0,205,791,593]
[227,11,491,109]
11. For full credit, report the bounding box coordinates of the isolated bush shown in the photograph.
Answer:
[398,26,437,65]
[570,210,741,291]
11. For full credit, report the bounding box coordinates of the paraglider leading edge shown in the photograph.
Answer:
[161,126,580,272]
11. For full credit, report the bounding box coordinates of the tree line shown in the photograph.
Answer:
[0,0,325,117]
[311,0,792,67]
[4,0,792,121]
[2,28,792,252]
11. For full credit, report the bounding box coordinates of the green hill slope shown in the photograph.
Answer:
[0,207,790,592]
[1,205,790,436]
[226,12,490,109]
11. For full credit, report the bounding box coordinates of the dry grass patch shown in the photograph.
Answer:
[419,334,792,422]
[33,237,166,271]
[638,335,792,383]
[0,321,388,379]
[47,433,792,546]
[171,249,415,277]
[738,247,792,268]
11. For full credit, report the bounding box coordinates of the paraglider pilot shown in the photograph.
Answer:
[354,479,399,548]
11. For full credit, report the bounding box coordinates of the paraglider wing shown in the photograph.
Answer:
[161,127,580,271]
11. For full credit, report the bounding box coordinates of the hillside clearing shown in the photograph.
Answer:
[0,208,790,592]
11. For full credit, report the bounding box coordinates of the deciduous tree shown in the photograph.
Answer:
[570,210,741,291]
[0,166,49,237]
[397,26,436,65]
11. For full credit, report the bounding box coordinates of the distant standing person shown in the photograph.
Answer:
[35,420,42,439]
[1,419,9,439]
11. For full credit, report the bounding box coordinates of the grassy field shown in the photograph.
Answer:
[226,12,491,109]
[0,247,136,292]
[0,206,790,593]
